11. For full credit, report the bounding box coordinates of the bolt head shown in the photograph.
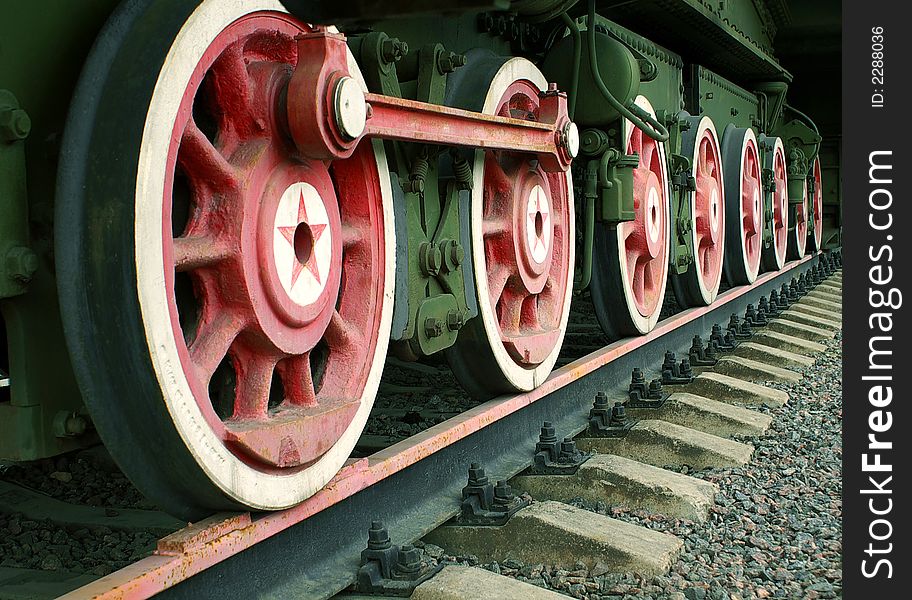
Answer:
[493,480,514,501]
[446,310,464,331]
[419,243,443,277]
[424,317,444,338]
[467,463,488,485]
[450,241,464,266]
[0,108,31,142]
[397,544,421,569]
[6,246,39,283]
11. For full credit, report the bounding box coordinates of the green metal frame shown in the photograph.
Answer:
[0,2,118,460]
[351,30,476,360]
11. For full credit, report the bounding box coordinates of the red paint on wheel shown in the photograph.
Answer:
[740,137,763,275]
[811,156,824,249]
[159,14,386,471]
[794,182,808,256]
[481,80,571,366]
[771,143,788,262]
[623,125,668,317]
[693,126,724,295]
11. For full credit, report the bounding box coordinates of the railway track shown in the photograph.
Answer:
[0,251,839,599]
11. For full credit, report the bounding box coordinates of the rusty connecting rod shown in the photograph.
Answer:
[285,30,578,171]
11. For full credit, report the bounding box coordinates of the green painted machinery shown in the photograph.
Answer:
[0,0,839,516]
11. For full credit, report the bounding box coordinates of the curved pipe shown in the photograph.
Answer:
[586,0,669,142]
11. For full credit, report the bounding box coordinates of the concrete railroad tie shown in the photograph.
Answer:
[713,355,802,384]
[411,565,568,600]
[423,501,683,578]
[627,392,772,437]
[511,454,718,522]
[750,330,826,356]
[683,372,789,407]
[575,419,754,469]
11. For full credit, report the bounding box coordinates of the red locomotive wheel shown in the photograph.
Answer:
[721,125,763,285]
[57,0,394,516]
[808,155,824,252]
[787,177,809,260]
[670,115,725,307]
[591,96,671,338]
[761,136,788,271]
[446,55,574,397]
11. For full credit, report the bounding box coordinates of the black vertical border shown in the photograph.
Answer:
[842,1,911,595]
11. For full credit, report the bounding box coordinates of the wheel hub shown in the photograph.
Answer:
[750,188,762,234]
[644,173,663,259]
[707,186,721,243]
[269,183,334,308]
[253,163,342,354]
[517,176,553,290]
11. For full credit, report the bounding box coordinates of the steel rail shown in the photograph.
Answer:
[63,254,821,600]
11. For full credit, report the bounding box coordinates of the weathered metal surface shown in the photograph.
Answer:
[280,0,507,24]
[60,255,816,600]
[362,92,575,171]
[601,0,791,80]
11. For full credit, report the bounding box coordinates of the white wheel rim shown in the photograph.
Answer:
[689,116,725,304]
[470,58,575,391]
[618,95,670,333]
[134,0,394,509]
[737,128,762,283]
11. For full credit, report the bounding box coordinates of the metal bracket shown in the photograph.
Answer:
[525,421,593,474]
[453,464,530,526]
[771,289,789,311]
[660,351,695,384]
[709,323,738,351]
[356,521,443,596]
[670,154,695,192]
[1,89,34,300]
[586,392,637,437]
[727,315,753,340]
[598,149,638,223]
[627,368,669,408]
[744,303,768,327]
[688,335,719,366]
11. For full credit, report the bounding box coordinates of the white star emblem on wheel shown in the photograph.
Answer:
[272,182,332,307]
[526,185,551,264]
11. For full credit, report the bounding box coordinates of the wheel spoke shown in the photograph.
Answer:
[521,294,541,330]
[173,236,232,271]
[623,222,647,256]
[625,243,640,287]
[498,289,525,332]
[632,259,646,306]
[180,121,240,193]
[487,261,512,304]
[484,157,513,219]
[640,137,656,171]
[278,353,317,407]
[208,43,255,138]
[535,280,558,327]
[341,224,364,250]
[742,213,756,236]
[483,216,510,238]
[232,354,277,421]
[325,310,363,351]
[189,310,246,384]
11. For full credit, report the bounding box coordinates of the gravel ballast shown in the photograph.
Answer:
[428,330,843,600]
